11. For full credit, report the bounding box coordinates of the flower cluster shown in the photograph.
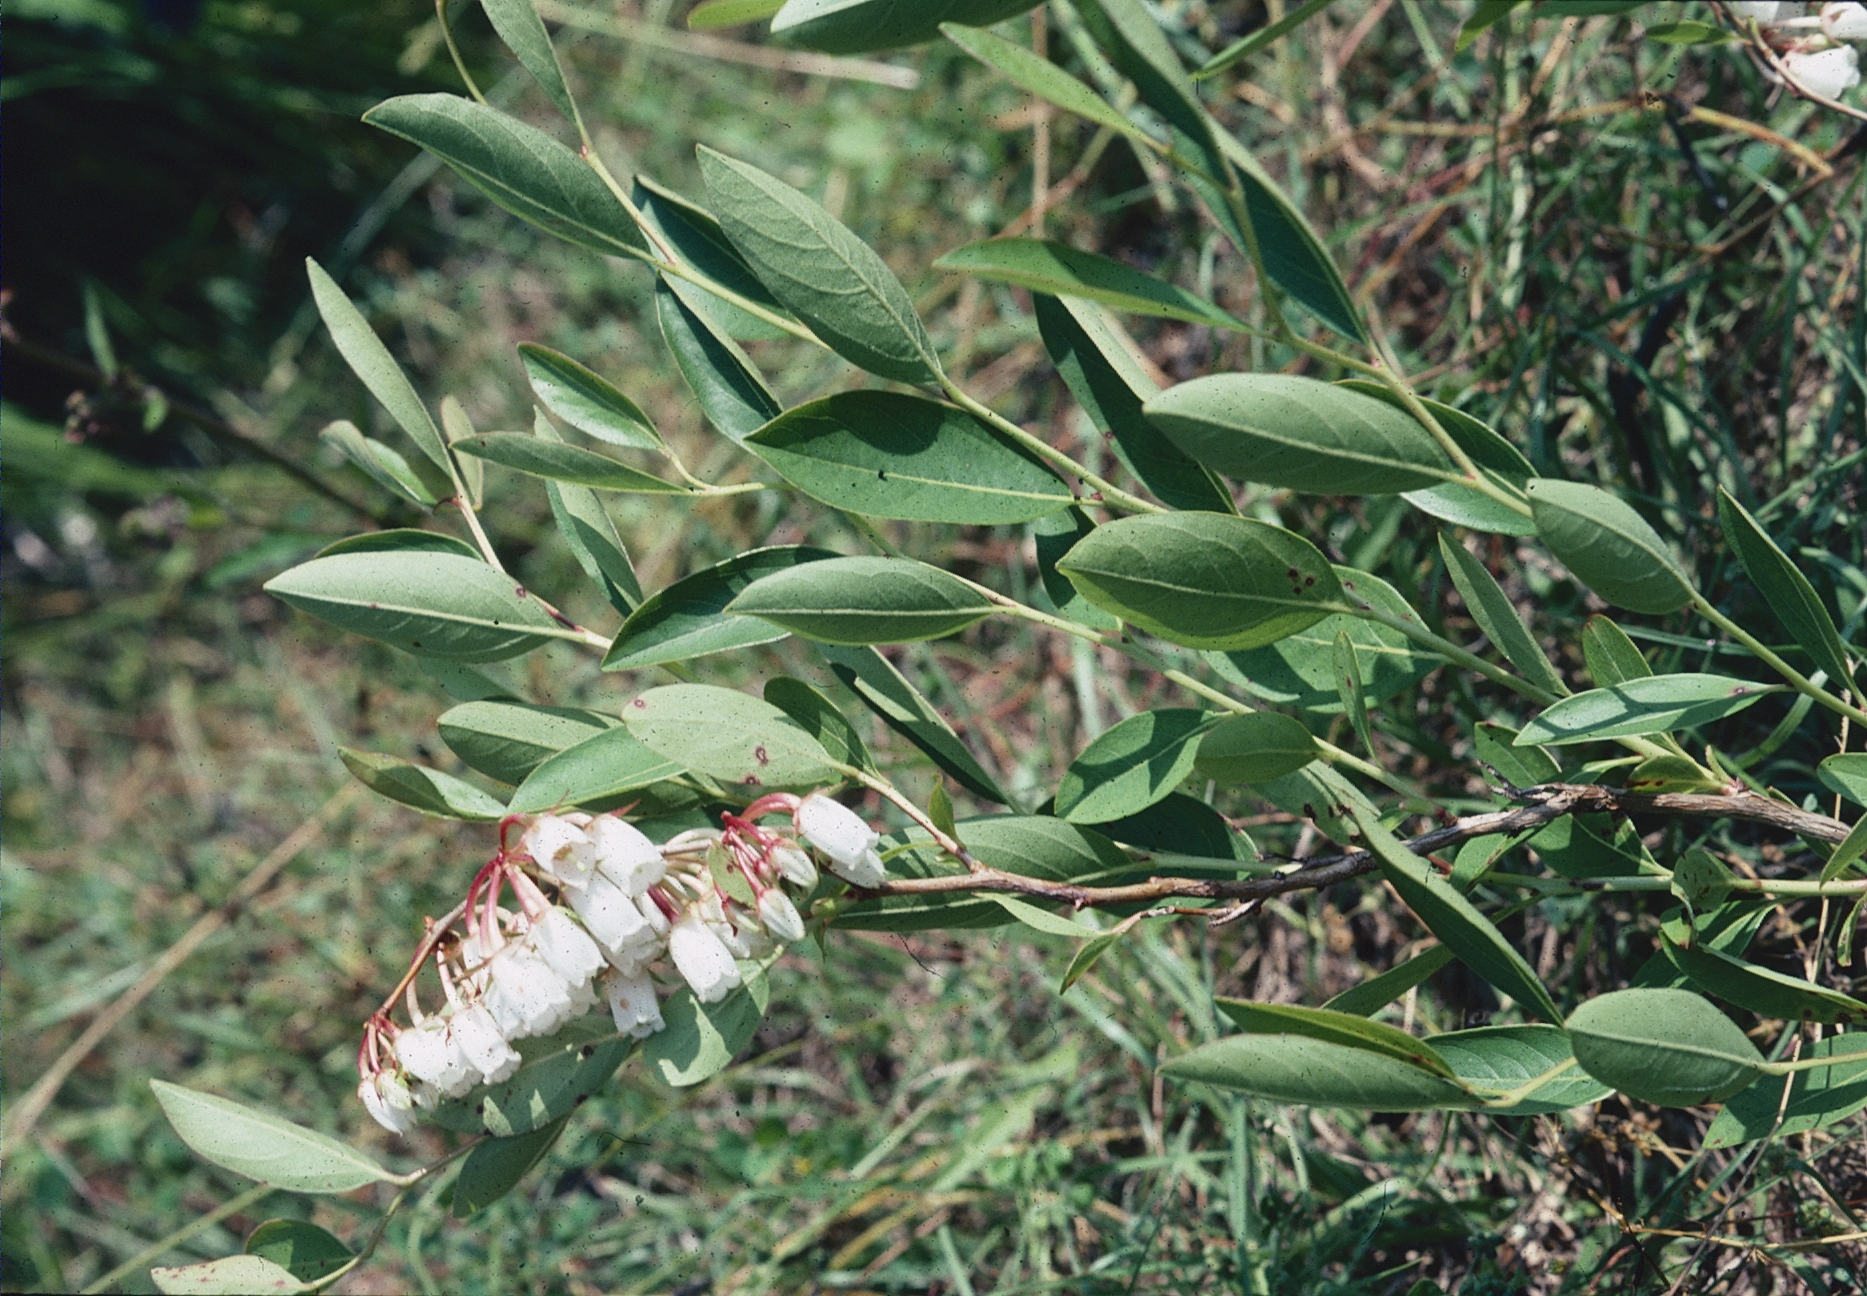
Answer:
[356,791,888,1133]
[1733,3,1867,100]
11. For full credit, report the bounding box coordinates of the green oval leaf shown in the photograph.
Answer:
[1819,753,1867,808]
[1055,709,1218,823]
[764,676,875,771]
[746,391,1071,524]
[263,552,569,661]
[937,239,1243,330]
[149,1080,396,1193]
[1438,533,1565,696]
[481,0,579,124]
[430,1016,633,1135]
[1427,1024,1610,1115]
[1526,479,1693,614]
[635,177,793,340]
[363,95,647,260]
[1351,803,1562,1023]
[817,644,1010,804]
[452,1115,570,1218]
[1703,1033,1867,1149]
[1194,711,1319,786]
[533,414,643,613]
[1215,132,1366,342]
[698,145,940,385]
[1252,761,1377,846]
[1161,1035,1474,1111]
[1035,507,1122,630]
[315,529,481,560]
[1332,628,1374,753]
[624,684,838,789]
[774,0,1040,53]
[942,20,1159,150]
[654,277,782,443]
[318,420,438,506]
[151,1256,306,1295]
[1145,374,1458,494]
[508,725,686,813]
[1323,944,1456,1017]
[1057,512,1344,651]
[437,701,617,785]
[1095,791,1248,860]
[1334,384,1534,535]
[339,747,508,820]
[1581,614,1652,686]
[455,434,683,493]
[245,1219,351,1285]
[1034,294,1233,514]
[726,555,994,645]
[1472,720,1559,788]
[306,260,449,474]
[1665,939,1867,1026]
[1516,674,1781,746]
[605,546,840,670]
[1566,988,1766,1107]
[1718,487,1855,695]
[642,968,770,1086]
[1214,999,1458,1079]
[518,343,661,451]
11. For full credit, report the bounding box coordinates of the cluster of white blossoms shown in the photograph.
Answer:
[1732,3,1867,99]
[356,791,889,1134]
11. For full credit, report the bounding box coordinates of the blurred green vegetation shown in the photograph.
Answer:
[4,2,1864,1293]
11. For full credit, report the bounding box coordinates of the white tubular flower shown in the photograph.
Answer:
[603,967,665,1039]
[411,1080,441,1111]
[635,892,672,936]
[523,815,597,886]
[590,816,668,896]
[1825,2,1867,40]
[569,872,664,971]
[770,842,818,889]
[1731,2,1807,23]
[359,1072,420,1135]
[486,945,573,1038]
[795,793,887,888]
[450,1003,521,1084]
[757,889,807,944]
[529,906,607,987]
[1785,43,1862,96]
[668,911,742,1003]
[394,1019,473,1096]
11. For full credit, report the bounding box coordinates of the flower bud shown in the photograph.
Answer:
[486,945,574,1038]
[1784,43,1861,97]
[1825,3,1867,40]
[523,815,597,885]
[394,1019,473,1096]
[568,871,664,972]
[770,842,819,889]
[794,793,887,888]
[450,1003,521,1084]
[756,889,807,944]
[590,816,668,896]
[603,967,665,1039]
[359,1071,420,1135]
[668,911,742,1003]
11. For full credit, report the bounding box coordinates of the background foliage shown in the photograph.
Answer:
[4,1,1864,1293]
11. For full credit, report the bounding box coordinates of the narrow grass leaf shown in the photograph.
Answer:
[1581,614,1652,686]
[1161,1035,1474,1110]
[1323,944,1456,1016]
[605,546,839,670]
[1352,803,1562,1022]
[306,259,449,473]
[726,555,993,645]
[363,95,647,260]
[1057,512,1343,651]
[1665,938,1867,1025]
[1034,294,1233,513]
[655,277,781,442]
[1215,999,1458,1078]
[1055,708,1217,823]
[937,239,1243,330]
[1517,674,1781,746]
[318,420,437,506]
[452,1115,570,1218]
[625,684,838,788]
[264,552,567,661]
[457,434,684,492]
[818,644,1009,803]
[1428,1025,1610,1114]
[774,0,1040,54]
[1526,479,1693,614]
[149,1080,395,1193]
[1145,374,1459,494]
[518,343,661,451]
[1703,1033,1867,1148]
[748,391,1069,524]
[1332,629,1374,754]
[509,725,685,812]
[1566,988,1766,1107]
[339,748,507,820]
[1439,534,1565,695]
[1193,711,1317,786]
[698,146,940,384]
[437,700,616,785]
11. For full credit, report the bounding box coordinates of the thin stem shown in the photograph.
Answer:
[1479,1057,1581,1109]
[448,494,507,574]
[1693,596,1867,727]
[436,0,487,106]
[1763,1046,1867,1076]
[942,381,1165,515]
[80,1182,276,1295]
[1344,601,1557,706]
[838,762,982,872]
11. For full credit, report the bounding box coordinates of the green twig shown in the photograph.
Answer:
[942,381,1164,514]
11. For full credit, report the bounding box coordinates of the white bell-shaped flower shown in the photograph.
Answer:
[450,1002,521,1084]
[1784,43,1862,96]
[568,871,664,971]
[1731,2,1808,23]
[757,889,807,944]
[394,1018,473,1096]
[359,1071,420,1135]
[528,906,607,988]
[635,892,672,936]
[795,793,887,887]
[668,911,742,1003]
[485,944,574,1038]
[603,967,665,1039]
[770,842,818,889]
[1825,2,1867,39]
[523,815,597,886]
[590,816,668,896]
